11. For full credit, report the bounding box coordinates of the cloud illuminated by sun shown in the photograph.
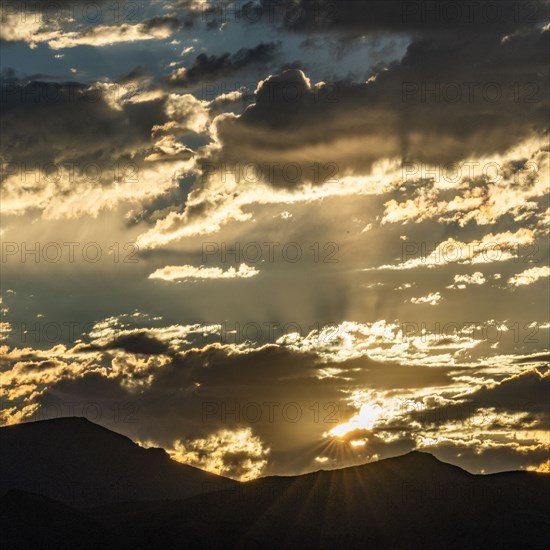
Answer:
[329,403,382,438]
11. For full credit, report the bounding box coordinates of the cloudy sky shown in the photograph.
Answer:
[1,0,549,480]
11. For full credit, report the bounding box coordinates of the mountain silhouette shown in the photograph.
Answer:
[110,450,548,549]
[1,418,549,549]
[0,417,235,507]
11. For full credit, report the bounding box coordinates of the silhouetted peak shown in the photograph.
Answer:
[0,415,236,507]
[378,450,453,466]
[2,416,139,450]
[368,450,472,478]
[6,416,106,431]
[402,450,442,462]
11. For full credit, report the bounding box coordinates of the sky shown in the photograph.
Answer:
[1,0,549,480]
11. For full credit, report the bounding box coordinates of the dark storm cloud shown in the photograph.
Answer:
[80,332,173,355]
[0,78,167,170]
[167,0,549,35]
[258,0,549,35]
[141,14,182,34]
[185,0,549,190]
[200,20,549,188]
[407,368,550,429]
[469,368,549,418]
[33,344,343,449]
[167,42,281,89]
[341,356,455,389]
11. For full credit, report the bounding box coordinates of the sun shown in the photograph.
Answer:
[329,403,382,438]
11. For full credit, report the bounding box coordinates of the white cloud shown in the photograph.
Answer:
[447,271,486,289]
[508,265,550,287]
[370,228,536,271]
[169,428,269,481]
[47,22,177,50]
[382,140,549,227]
[0,13,43,47]
[148,263,259,281]
[410,292,442,306]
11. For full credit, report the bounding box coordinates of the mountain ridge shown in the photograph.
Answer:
[0,416,236,507]
[1,418,549,549]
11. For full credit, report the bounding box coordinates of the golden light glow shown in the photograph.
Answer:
[329,403,382,438]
